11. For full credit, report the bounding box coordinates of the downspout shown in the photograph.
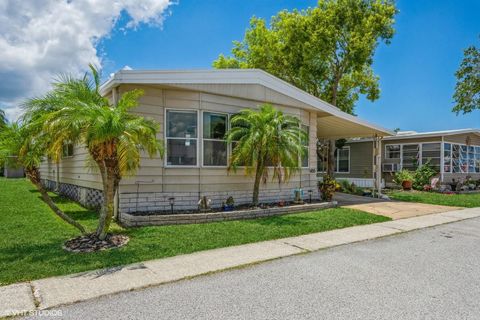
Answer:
[373,134,382,196]
[440,136,444,182]
[112,86,120,220]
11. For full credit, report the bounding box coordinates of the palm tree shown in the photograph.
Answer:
[226,104,307,206]
[0,109,7,128]
[0,122,87,234]
[24,65,163,240]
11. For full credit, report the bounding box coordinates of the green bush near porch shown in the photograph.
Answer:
[388,190,480,208]
[0,178,389,286]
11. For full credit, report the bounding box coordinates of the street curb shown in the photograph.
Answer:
[1,207,479,317]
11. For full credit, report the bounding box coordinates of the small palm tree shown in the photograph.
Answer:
[226,104,307,206]
[24,65,163,240]
[0,122,87,234]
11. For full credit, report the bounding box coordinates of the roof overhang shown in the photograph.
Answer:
[101,69,394,139]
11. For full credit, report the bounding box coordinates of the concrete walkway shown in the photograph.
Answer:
[1,207,479,318]
[335,192,460,220]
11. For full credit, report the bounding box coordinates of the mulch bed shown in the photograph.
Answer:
[64,233,129,253]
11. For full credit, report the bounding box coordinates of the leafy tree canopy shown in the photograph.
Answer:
[453,39,480,114]
[213,0,398,114]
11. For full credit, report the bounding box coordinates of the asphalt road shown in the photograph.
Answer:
[28,217,480,320]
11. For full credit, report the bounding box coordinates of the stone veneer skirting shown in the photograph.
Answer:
[120,201,336,227]
[42,179,103,210]
[119,187,320,214]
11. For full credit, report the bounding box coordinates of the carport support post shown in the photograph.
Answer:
[373,135,383,197]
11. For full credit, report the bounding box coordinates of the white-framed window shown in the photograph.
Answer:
[421,143,441,171]
[62,142,74,158]
[203,112,228,167]
[401,144,420,171]
[166,110,198,166]
[335,147,350,173]
[317,146,350,173]
[443,143,452,173]
[385,144,400,159]
[301,124,309,168]
[444,142,480,174]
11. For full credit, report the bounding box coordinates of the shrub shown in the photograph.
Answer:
[318,175,336,201]
[413,162,437,190]
[339,180,357,194]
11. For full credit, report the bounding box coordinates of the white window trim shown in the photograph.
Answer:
[62,142,74,159]
[201,110,229,168]
[386,142,442,171]
[335,146,350,174]
[384,144,401,160]
[164,108,200,168]
[316,146,350,174]
[444,141,480,174]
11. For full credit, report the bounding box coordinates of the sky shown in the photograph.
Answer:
[0,0,479,132]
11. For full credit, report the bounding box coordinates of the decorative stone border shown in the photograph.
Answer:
[120,201,337,227]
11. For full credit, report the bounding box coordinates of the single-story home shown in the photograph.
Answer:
[329,129,480,188]
[39,69,392,215]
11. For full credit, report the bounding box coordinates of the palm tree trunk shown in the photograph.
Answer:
[26,168,86,235]
[96,167,116,240]
[252,158,264,206]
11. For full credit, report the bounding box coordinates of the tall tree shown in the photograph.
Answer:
[453,39,480,114]
[24,65,163,240]
[214,0,397,176]
[0,122,87,234]
[226,104,306,206]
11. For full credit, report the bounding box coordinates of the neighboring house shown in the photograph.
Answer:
[335,129,480,187]
[39,69,392,215]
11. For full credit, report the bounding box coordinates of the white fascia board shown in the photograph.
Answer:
[100,69,394,136]
[383,129,480,140]
[346,128,480,143]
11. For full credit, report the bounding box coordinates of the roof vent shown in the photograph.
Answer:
[396,131,417,136]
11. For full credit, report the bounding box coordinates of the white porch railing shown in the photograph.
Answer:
[317,176,385,188]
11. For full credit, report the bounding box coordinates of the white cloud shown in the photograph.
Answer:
[0,0,174,121]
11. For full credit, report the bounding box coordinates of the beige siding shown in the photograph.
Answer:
[115,85,318,195]
[444,133,480,146]
[39,83,318,198]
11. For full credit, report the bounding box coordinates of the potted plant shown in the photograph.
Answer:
[223,196,235,211]
[394,169,414,191]
[198,196,212,212]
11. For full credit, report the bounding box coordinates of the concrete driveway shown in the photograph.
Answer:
[334,192,461,220]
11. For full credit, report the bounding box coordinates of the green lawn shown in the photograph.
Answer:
[0,178,389,286]
[388,190,480,208]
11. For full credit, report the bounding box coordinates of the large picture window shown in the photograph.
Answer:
[203,112,227,166]
[166,110,197,166]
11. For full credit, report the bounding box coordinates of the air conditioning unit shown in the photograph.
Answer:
[382,163,400,172]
